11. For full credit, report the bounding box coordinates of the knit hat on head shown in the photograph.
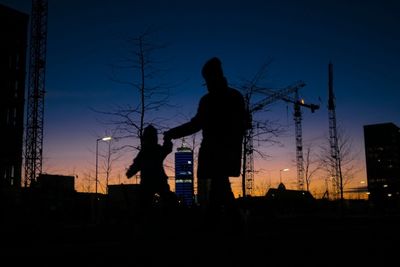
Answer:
[202,57,224,80]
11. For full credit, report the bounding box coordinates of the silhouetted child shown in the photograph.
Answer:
[126,124,176,218]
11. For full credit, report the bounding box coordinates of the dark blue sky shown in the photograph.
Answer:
[3,0,400,194]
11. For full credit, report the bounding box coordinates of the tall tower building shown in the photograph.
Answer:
[0,4,29,189]
[364,122,400,206]
[174,145,194,206]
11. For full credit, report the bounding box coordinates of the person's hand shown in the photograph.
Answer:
[163,130,172,142]
[126,168,133,179]
[163,138,173,152]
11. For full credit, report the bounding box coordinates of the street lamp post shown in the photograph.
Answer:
[95,136,112,195]
[279,168,289,184]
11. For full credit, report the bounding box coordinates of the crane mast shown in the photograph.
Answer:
[328,62,342,200]
[24,0,48,187]
[294,89,305,190]
[290,90,319,190]
[242,93,254,197]
[279,88,319,191]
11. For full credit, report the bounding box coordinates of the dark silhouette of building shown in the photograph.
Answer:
[36,173,75,193]
[174,144,194,206]
[0,4,29,190]
[106,184,142,220]
[265,183,316,214]
[19,174,76,222]
[364,122,400,207]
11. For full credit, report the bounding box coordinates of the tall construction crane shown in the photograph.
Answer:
[328,62,343,200]
[24,0,48,187]
[242,80,316,196]
[280,87,319,190]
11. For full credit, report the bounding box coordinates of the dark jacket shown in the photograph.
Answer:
[167,87,247,179]
[126,141,172,192]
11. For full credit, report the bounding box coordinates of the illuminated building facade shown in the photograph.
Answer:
[0,4,29,189]
[174,146,194,206]
[364,122,400,206]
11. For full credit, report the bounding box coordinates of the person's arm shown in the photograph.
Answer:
[126,152,141,178]
[164,98,205,140]
[165,118,201,140]
[161,139,173,159]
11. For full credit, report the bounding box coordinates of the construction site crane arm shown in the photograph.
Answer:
[280,96,320,113]
[250,80,307,113]
[242,79,320,194]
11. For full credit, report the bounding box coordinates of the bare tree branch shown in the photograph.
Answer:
[318,127,361,199]
[94,27,174,154]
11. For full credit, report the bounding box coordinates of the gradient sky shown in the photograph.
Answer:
[3,0,400,196]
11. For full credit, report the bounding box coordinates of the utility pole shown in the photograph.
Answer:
[24,0,48,187]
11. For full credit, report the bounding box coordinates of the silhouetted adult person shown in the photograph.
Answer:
[126,124,176,219]
[164,57,248,226]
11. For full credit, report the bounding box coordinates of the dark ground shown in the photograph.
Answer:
[2,197,400,267]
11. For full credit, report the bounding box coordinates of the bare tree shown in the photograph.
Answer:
[97,131,125,194]
[303,142,322,192]
[319,127,360,199]
[96,27,173,152]
[79,171,93,193]
[252,171,273,196]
